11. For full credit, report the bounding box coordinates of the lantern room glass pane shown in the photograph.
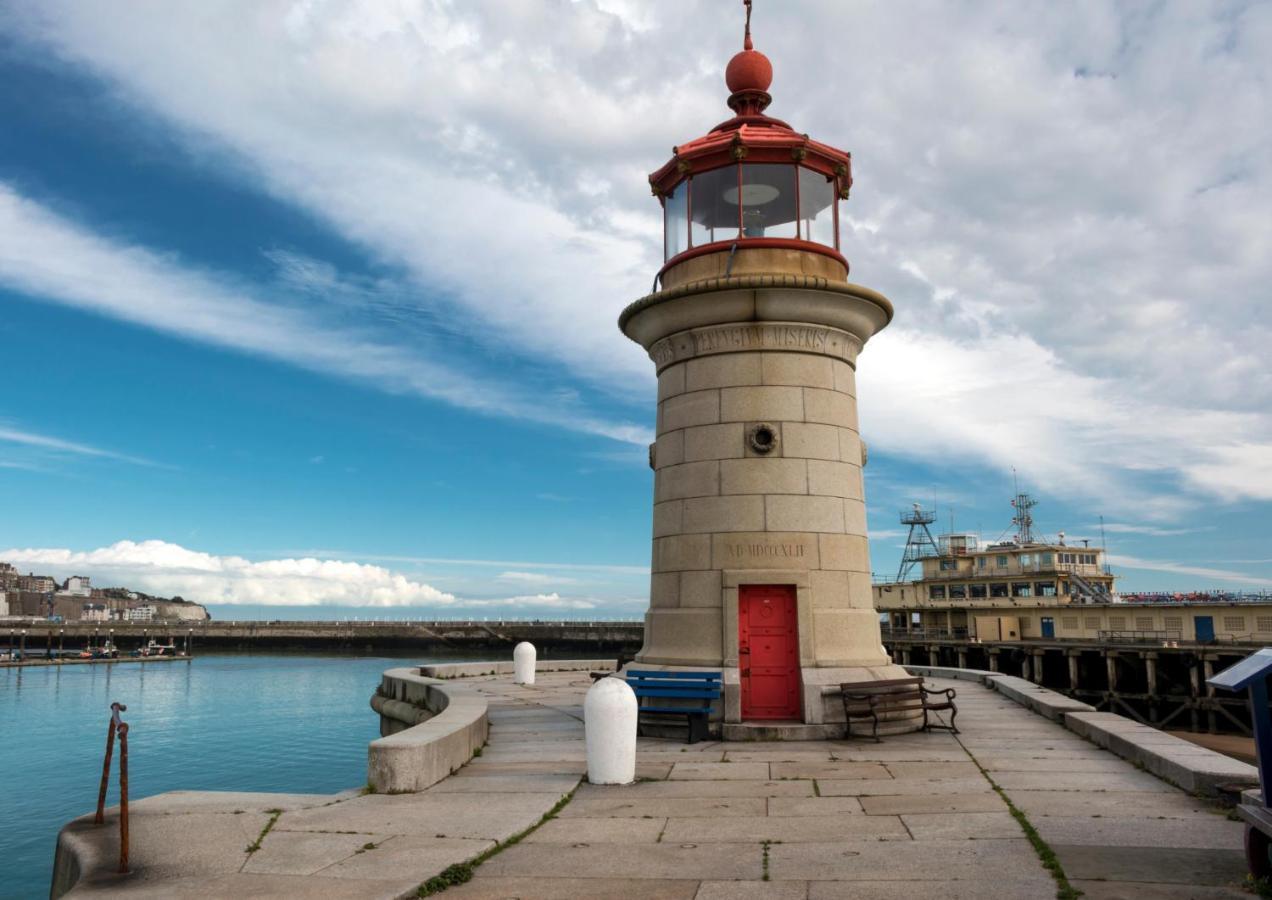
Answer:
[689,165,740,246]
[798,167,836,248]
[664,182,688,260]
[738,164,797,239]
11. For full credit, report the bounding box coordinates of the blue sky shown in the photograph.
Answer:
[1,2,1270,617]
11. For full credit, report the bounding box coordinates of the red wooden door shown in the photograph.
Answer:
[739,584,801,720]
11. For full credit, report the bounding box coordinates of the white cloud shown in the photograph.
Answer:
[1109,553,1272,588]
[0,422,159,468]
[0,540,455,607]
[2,1,1270,511]
[1094,523,1213,537]
[0,184,648,446]
[497,570,577,586]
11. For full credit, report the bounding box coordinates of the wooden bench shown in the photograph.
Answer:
[627,670,722,743]
[840,676,958,742]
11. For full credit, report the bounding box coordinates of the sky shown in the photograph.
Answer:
[0,1,1269,618]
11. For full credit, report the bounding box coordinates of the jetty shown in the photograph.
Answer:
[53,661,1258,898]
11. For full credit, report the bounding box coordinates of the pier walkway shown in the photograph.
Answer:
[63,673,1250,898]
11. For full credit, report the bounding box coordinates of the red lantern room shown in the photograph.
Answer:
[649,1,852,283]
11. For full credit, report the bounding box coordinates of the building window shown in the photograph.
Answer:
[939,559,957,571]
[1020,554,1032,566]
[1224,616,1246,632]
[688,165,740,249]
[1036,582,1056,597]
[949,585,967,599]
[665,182,688,259]
[929,586,946,600]
[739,163,798,238]
[1062,616,1079,630]
[1109,616,1126,630]
[1041,553,1054,566]
[996,555,1008,567]
[990,583,1009,598]
[1084,616,1101,630]
[977,557,987,569]
[797,166,836,247]
[1135,616,1153,630]
[1257,617,1272,633]
[969,584,988,599]
[1011,583,1032,598]
[1164,616,1183,630]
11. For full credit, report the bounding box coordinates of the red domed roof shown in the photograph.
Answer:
[725,48,772,94]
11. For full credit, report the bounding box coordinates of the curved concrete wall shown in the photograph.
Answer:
[367,667,488,794]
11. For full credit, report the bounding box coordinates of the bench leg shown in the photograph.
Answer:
[948,705,959,735]
[686,713,708,744]
[871,711,881,743]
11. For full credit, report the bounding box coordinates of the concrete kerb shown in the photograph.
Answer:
[418,658,618,679]
[905,664,1259,800]
[367,667,489,794]
[1064,711,1258,798]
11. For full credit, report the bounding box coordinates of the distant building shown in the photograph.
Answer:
[81,603,109,622]
[0,593,9,617]
[63,576,92,597]
[124,605,155,622]
[0,563,17,591]
[18,573,55,594]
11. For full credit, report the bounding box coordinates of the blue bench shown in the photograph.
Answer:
[627,670,722,743]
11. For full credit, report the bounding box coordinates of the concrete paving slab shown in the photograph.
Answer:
[1035,815,1244,849]
[1054,845,1248,886]
[807,878,1060,899]
[277,791,564,841]
[443,876,699,899]
[101,810,269,883]
[830,748,969,762]
[559,794,767,819]
[318,834,492,881]
[858,793,1005,815]
[979,756,1136,773]
[1010,790,1220,819]
[668,762,771,780]
[479,840,764,880]
[767,838,1040,882]
[767,796,865,817]
[662,814,908,843]
[523,816,667,844]
[1069,881,1251,899]
[884,761,981,779]
[242,830,380,876]
[991,769,1176,793]
[606,779,814,798]
[125,791,335,815]
[695,880,809,899]
[68,871,409,898]
[427,773,581,794]
[900,811,1023,840]
[723,749,835,762]
[453,761,587,776]
[769,761,890,780]
[818,777,992,797]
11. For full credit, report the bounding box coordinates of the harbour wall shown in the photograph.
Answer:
[1,620,645,656]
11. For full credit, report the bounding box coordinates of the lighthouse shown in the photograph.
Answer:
[619,3,919,736]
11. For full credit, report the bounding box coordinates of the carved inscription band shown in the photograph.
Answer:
[650,322,862,370]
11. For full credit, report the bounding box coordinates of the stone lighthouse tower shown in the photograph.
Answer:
[619,3,917,736]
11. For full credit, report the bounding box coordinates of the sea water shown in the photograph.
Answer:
[0,651,500,899]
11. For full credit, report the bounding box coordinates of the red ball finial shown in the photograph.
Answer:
[725,0,772,96]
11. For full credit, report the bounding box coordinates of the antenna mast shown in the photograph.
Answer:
[1010,491,1037,545]
[896,503,941,582]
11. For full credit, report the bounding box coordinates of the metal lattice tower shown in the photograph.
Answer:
[895,503,941,582]
[1011,492,1038,545]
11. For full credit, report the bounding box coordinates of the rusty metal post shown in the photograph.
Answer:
[118,721,130,873]
[46,629,52,659]
[1189,660,1202,732]
[95,717,117,824]
[59,628,64,662]
[19,630,26,660]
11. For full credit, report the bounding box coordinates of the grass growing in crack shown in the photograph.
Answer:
[960,746,1081,900]
[245,810,283,855]
[417,787,578,897]
[761,840,772,881]
[812,778,821,797]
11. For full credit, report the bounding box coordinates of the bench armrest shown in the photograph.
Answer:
[920,686,956,701]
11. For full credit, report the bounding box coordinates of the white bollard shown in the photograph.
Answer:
[513,641,536,685]
[584,676,637,785]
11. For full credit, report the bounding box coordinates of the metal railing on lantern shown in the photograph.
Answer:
[94,701,130,873]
